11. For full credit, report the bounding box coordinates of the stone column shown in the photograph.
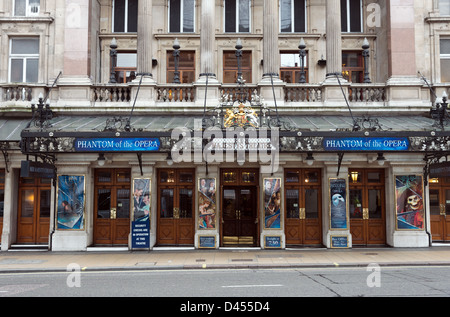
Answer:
[199,0,216,80]
[131,0,155,108]
[137,0,154,78]
[195,0,219,109]
[325,0,342,79]
[262,0,279,78]
[259,0,284,108]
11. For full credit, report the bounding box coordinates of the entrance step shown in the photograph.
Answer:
[9,244,48,251]
[86,246,129,252]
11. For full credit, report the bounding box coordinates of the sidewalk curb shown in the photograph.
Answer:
[1,261,450,274]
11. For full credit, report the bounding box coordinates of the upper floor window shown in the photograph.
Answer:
[224,0,250,33]
[169,0,195,33]
[440,0,450,15]
[223,50,252,83]
[440,39,450,82]
[14,0,40,16]
[280,0,306,33]
[342,51,363,83]
[115,52,137,83]
[280,52,308,83]
[113,0,138,33]
[341,0,362,33]
[9,38,39,83]
[167,50,195,83]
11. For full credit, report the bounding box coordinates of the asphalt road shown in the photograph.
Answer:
[1,266,449,301]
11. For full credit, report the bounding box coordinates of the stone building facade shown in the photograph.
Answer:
[0,0,449,251]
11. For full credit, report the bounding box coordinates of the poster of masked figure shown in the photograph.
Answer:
[264,178,281,229]
[395,175,424,230]
[198,178,216,229]
[329,178,348,230]
[57,175,85,230]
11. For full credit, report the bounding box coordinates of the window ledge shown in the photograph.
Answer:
[425,16,450,24]
[0,16,53,23]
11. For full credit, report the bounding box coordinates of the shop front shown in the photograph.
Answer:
[3,111,447,251]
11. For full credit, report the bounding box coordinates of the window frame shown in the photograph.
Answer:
[8,37,40,83]
[168,0,196,33]
[166,50,196,83]
[280,51,309,83]
[341,0,363,33]
[222,50,252,83]
[440,38,450,83]
[279,0,307,33]
[439,0,450,16]
[112,0,138,33]
[342,50,364,83]
[14,0,40,17]
[224,0,251,33]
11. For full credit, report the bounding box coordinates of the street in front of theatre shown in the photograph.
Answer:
[1,247,450,297]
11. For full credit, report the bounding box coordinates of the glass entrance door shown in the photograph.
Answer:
[284,169,322,246]
[157,169,195,246]
[349,169,386,245]
[94,169,131,245]
[17,177,51,244]
[222,187,257,246]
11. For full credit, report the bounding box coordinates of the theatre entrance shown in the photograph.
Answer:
[94,169,131,246]
[17,177,51,244]
[349,169,386,246]
[429,178,450,242]
[221,169,259,247]
[284,169,322,246]
[157,169,195,246]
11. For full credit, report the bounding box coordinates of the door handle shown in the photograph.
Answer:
[362,208,369,220]
[173,207,180,219]
[440,204,446,217]
[110,208,116,220]
[299,208,306,220]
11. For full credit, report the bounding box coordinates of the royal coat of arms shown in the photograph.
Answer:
[223,101,259,128]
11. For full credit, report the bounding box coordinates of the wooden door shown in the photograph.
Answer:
[429,186,450,241]
[94,169,131,245]
[17,178,51,244]
[157,169,195,246]
[349,169,386,245]
[222,186,257,246]
[285,169,322,246]
[221,169,259,247]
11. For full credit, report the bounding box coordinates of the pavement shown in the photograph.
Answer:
[1,245,450,273]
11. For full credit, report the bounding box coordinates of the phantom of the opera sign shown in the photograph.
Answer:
[323,137,410,152]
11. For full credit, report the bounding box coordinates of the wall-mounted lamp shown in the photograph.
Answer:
[377,152,386,166]
[97,153,106,166]
[305,152,314,166]
[350,171,359,183]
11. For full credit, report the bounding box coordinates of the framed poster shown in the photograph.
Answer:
[264,178,281,229]
[132,178,151,222]
[329,178,348,230]
[395,175,424,230]
[56,175,85,230]
[198,178,216,229]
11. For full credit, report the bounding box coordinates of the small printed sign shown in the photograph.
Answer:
[330,235,349,248]
[131,219,150,249]
[264,235,282,249]
[198,236,216,249]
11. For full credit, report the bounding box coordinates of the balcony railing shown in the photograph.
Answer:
[0,81,430,114]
